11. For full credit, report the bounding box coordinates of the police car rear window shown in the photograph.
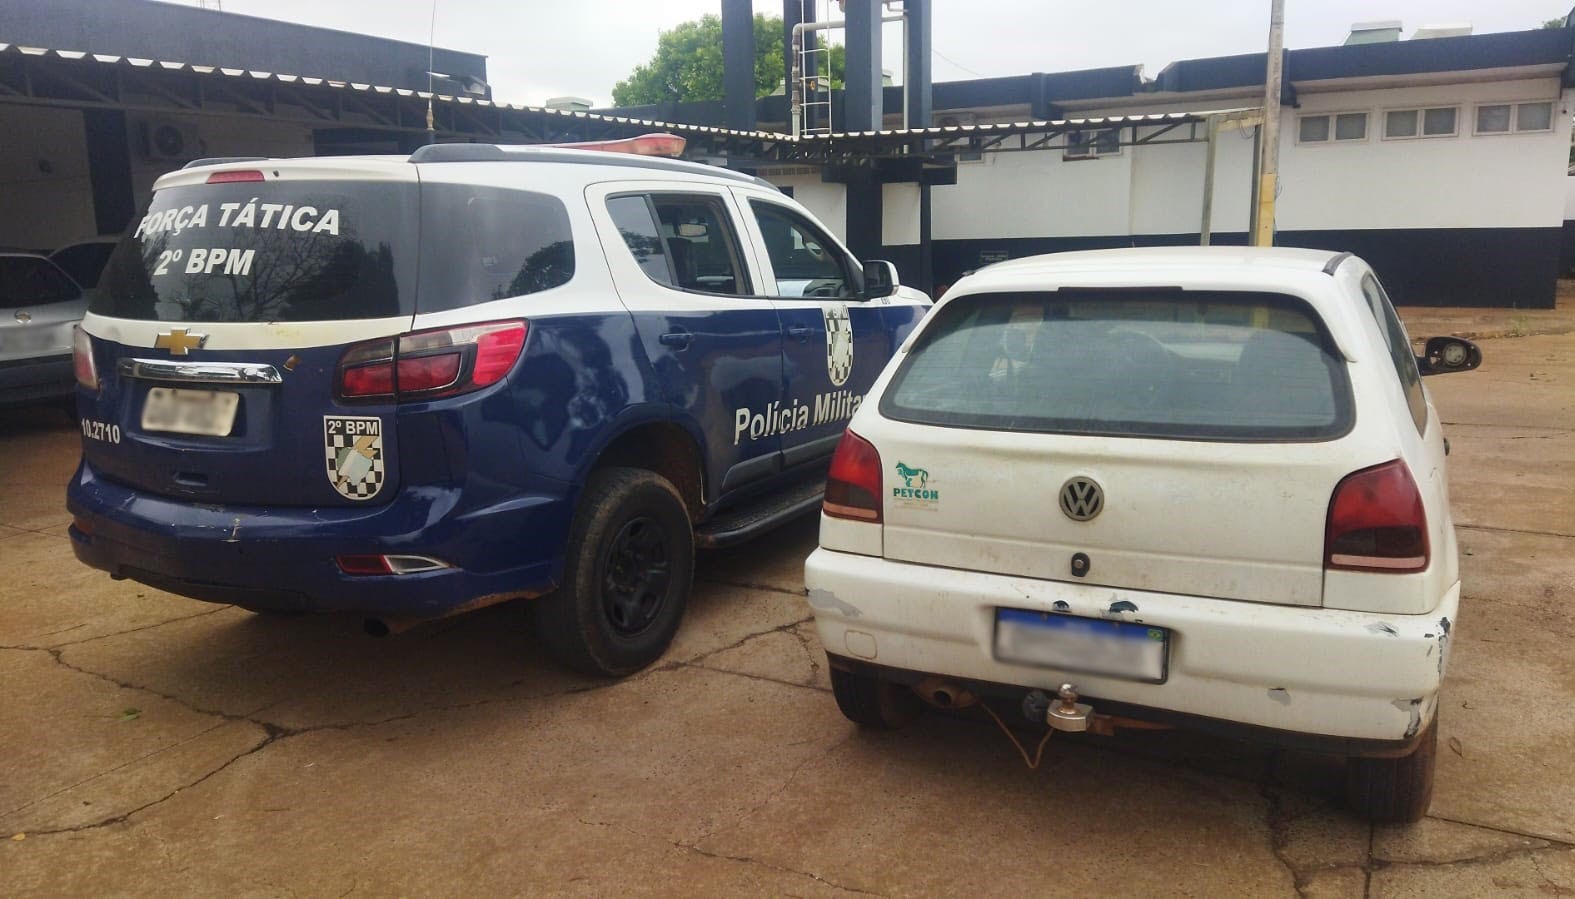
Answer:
[95,182,417,322]
[880,290,1353,442]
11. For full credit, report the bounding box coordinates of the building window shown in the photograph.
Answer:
[1385,110,1418,139]
[1476,101,1554,135]
[1383,107,1458,139]
[1334,112,1368,140]
[1423,107,1458,136]
[1064,128,1119,159]
[1298,112,1368,143]
[1517,101,1554,132]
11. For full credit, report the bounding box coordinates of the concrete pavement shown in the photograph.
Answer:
[2,324,1573,896]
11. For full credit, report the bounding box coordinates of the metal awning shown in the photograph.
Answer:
[0,43,1252,165]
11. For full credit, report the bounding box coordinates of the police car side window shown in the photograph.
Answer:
[609,193,751,297]
[418,186,575,311]
[748,201,855,299]
[607,195,675,286]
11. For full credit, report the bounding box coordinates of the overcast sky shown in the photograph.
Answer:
[196,0,1562,106]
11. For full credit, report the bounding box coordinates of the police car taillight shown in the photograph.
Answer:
[72,325,97,391]
[336,320,527,402]
[824,429,883,523]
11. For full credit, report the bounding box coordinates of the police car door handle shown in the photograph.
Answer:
[658,330,694,350]
[787,325,812,342]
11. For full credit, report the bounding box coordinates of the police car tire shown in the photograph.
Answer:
[1344,718,1437,823]
[829,663,923,729]
[533,467,694,678]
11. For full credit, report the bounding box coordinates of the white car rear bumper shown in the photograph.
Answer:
[805,548,1459,745]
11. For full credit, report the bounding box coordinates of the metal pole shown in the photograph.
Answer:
[1253,0,1285,247]
[1200,114,1220,246]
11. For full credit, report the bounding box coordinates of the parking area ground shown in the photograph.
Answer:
[2,305,1573,897]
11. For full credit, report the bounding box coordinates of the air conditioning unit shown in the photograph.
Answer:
[136,119,202,161]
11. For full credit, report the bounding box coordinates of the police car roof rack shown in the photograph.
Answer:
[407,143,772,189]
[182,156,269,170]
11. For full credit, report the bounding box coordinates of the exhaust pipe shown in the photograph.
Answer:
[914,676,978,710]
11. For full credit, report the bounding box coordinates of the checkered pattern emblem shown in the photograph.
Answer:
[823,304,853,387]
[324,415,385,501]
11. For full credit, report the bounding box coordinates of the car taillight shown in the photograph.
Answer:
[336,320,527,402]
[824,429,883,523]
[72,325,97,391]
[1325,460,1429,573]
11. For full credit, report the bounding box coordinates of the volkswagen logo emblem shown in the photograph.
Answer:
[1059,477,1103,521]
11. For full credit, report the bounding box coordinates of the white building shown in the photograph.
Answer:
[760,23,1575,308]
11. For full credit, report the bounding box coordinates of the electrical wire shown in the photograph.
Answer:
[979,702,1056,770]
[933,47,985,78]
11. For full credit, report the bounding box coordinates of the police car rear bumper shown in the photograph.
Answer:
[66,460,571,618]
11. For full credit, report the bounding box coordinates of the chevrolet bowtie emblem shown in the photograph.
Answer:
[154,328,207,356]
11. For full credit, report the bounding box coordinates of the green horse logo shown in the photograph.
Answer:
[894,462,928,488]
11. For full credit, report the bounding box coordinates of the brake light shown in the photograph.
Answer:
[824,429,883,523]
[206,169,265,183]
[72,325,97,391]
[336,320,527,402]
[1325,460,1429,573]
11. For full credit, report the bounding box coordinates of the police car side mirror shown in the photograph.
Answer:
[1417,336,1482,376]
[862,260,899,299]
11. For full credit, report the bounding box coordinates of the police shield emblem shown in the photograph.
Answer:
[823,304,853,387]
[324,415,385,501]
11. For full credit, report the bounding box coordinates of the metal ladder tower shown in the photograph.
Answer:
[794,0,832,136]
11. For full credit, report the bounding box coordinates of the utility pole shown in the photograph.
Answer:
[1254,0,1285,247]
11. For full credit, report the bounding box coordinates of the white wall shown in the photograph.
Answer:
[1278,78,1570,231]
[0,106,96,250]
[1564,175,1575,221]
[931,143,1134,241]
[881,182,921,246]
[928,74,1573,241]
[762,170,848,243]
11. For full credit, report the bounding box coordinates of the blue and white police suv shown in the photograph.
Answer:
[67,135,930,676]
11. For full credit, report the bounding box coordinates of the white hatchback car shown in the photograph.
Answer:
[804,247,1481,822]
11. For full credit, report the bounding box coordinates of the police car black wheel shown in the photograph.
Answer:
[532,467,694,678]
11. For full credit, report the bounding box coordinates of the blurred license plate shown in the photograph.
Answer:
[993,609,1169,683]
[141,388,239,436]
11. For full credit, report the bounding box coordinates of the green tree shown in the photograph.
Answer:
[1542,16,1567,29]
[611,13,844,106]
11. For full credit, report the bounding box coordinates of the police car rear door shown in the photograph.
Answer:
[731,188,891,468]
[585,180,786,502]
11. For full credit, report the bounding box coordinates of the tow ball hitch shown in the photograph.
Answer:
[1023,684,1173,737]
[1025,684,1093,732]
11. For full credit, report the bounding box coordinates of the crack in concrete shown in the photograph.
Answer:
[1423,813,1575,849]
[1258,752,1311,899]
[683,662,831,695]
[8,613,825,837]
[691,732,856,849]
[1456,523,1575,540]
[3,606,233,652]
[695,576,809,599]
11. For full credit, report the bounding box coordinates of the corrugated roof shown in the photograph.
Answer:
[0,43,1239,143]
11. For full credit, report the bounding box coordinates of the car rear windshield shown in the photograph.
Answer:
[95,181,419,322]
[1,256,81,308]
[880,290,1353,441]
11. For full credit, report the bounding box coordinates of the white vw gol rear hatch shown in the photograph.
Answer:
[863,265,1384,608]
